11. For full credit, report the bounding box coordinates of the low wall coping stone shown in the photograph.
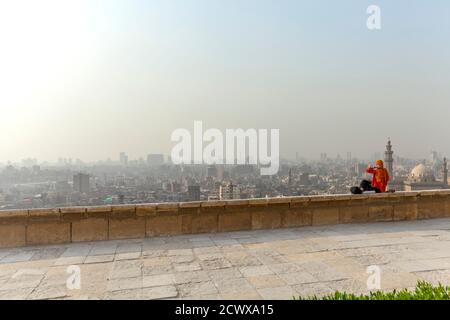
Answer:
[225,199,250,206]
[201,201,226,208]
[2,189,450,249]
[156,203,180,211]
[179,202,202,208]
[86,206,112,213]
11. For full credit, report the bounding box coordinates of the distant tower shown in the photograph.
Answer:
[288,168,292,186]
[188,185,201,201]
[73,173,90,194]
[384,138,394,179]
[443,158,448,186]
[119,152,128,166]
[346,152,352,177]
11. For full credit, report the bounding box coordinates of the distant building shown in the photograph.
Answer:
[299,173,310,185]
[346,152,352,164]
[355,163,367,177]
[430,151,439,163]
[403,164,447,191]
[73,173,90,193]
[21,158,38,167]
[308,174,319,185]
[207,166,218,178]
[55,181,70,193]
[444,158,448,186]
[220,167,229,180]
[147,154,164,165]
[187,185,200,201]
[219,182,240,200]
[170,182,181,193]
[119,152,128,166]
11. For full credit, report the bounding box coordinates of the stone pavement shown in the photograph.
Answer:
[1,218,450,300]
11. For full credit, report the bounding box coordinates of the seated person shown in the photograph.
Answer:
[366,160,390,193]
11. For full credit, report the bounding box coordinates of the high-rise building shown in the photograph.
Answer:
[187,185,201,201]
[217,166,225,180]
[219,182,240,200]
[73,173,90,194]
[119,152,128,166]
[346,152,352,177]
[355,163,367,177]
[207,165,218,178]
[299,172,310,185]
[170,182,181,193]
[147,154,164,165]
[443,158,448,186]
[431,151,439,163]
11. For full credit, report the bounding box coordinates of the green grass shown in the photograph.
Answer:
[295,281,450,300]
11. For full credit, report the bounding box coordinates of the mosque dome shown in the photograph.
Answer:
[409,164,435,183]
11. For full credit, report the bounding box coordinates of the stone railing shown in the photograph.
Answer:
[1,190,450,248]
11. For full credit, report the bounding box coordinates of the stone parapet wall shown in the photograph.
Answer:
[1,190,450,248]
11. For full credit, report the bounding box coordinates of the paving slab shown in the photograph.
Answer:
[1,218,450,299]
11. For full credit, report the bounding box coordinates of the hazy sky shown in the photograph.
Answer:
[1,0,450,163]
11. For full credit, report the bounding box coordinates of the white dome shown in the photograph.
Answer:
[411,164,427,177]
[409,164,435,182]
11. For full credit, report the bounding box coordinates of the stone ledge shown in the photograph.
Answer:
[136,204,157,217]
[1,190,450,248]
[179,201,202,208]
[28,208,61,222]
[0,209,28,225]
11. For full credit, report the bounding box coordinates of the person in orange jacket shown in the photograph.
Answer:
[366,159,390,193]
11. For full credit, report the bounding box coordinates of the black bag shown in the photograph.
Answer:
[360,179,372,191]
[351,179,381,194]
[350,186,363,194]
[359,179,382,193]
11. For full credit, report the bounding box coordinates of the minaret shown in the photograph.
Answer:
[443,158,448,186]
[384,138,394,179]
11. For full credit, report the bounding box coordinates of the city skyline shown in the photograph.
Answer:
[2,139,448,211]
[0,144,448,166]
